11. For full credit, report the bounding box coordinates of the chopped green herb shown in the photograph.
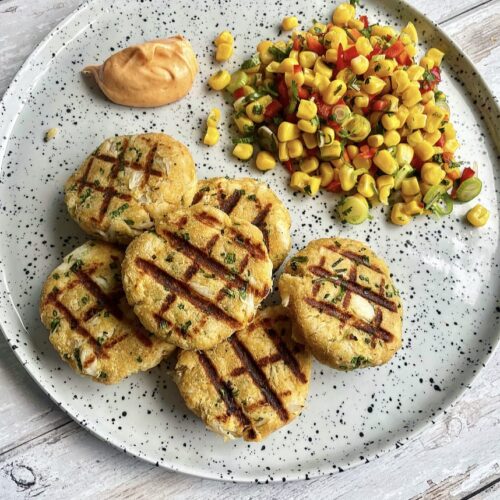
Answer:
[180,320,192,335]
[50,316,60,332]
[124,219,134,226]
[81,295,89,305]
[331,257,343,269]
[79,188,92,204]
[70,259,84,273]
[136,356,143,363]
[359,274,370,283]
[165,254,174,262]
[99,371,107,379]
[109,203,129,219]
[224,252,236,265]
[241,53,261,70]
[268,44,292,62]
[74,348,82,371]
[159,319,168,329]
[351,355,369,368]
[52,273,60,280]
[222,287,236,298]
[247,194,257,201]
[290,255,308,271]
[177,303,185,310]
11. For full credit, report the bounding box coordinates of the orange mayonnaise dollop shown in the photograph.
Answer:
[83,35,198,107]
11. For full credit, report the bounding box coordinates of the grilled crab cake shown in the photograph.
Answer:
[191,178,291,269]
[39,241,175,384]
[279,238,402,370]
[122,204,273,350]
[64,133,197,245]
[174,306,312,441]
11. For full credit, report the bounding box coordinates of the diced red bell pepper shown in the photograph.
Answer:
[396,50,411,66]
[385,40,405,58]
[436,134,445,148]
[431,66,441,83]
[369,165,378,176]
[343,45,359,63]
[367,44,382,60]
[293,38,301,51]
[325,180,342,192]
[326,120,341,131]
[283,160,294,173]
[307,34,325,55]
[263,100,282,119]
[297,86,310,99]
[372,99,389,111]
[306,147,319,157]
[285,113,298,123]
[411,155,424,170]
[349,29,363,41]
[316,99,333,120]
[233,88,245,99]
[293,64,302,74]
[359,144,377,159]
[336,44,347,70]
[360,15,369,28]
[277,77,289,107]
[460,167,475,182]
[442,151,453,163]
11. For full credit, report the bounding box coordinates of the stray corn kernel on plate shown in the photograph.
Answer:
[0,0,499,483]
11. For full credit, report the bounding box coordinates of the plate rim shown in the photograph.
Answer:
[0,0,499,483]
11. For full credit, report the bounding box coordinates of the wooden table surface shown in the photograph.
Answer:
[1,0,499,498]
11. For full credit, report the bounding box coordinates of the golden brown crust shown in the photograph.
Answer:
[64,133,197,244]
[121,205,273,350]
[39,241,175,384]
[278,237,403,370]
[174,306,312,441]
[191,178,291,269]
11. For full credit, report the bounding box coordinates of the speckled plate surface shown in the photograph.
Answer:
[0,0,499,483]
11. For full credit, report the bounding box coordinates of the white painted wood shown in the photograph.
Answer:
[1,0,499,498]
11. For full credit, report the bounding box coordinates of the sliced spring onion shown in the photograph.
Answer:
[232,136,255,144]
[286,81,299,114]
[423,184,446,209]
[393,164,415,189]
[256,126,278,153]
[233,91,267,111]
[268,45,291,62]
[431,193,453,216]
[240,54,261,71]
[338,195,370,225]
[456,177,482,202]
[226,70,249,93]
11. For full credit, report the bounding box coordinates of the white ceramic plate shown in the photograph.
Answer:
[0,0,499,483]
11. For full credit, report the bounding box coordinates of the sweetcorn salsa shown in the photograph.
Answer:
[207,1,488,226]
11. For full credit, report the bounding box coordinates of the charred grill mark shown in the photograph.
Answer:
[342,267,357,309]
[176,215,188,229]
[136,258,241,328]
[230,366,248,377]
[194,211,222,228]
[191,189,205,205]
[229,335,289,422]
[265,328,308,384]
[132,327,154,347]
[153,314,189,338]
[251,203,272,250]
[82,305,102,322]
[197,351,252,429]
[312,281,321,297]
[304,297,393,342]
[101,333,128,350]
[218,189,244,214]
[308,265,397,312]
[205,234,220,254]
[159,294,176,316]
[256,353,282,367]
[74,181,132,202]
[183,263,199,281]
[77,157,95,193]
[83,354,96,368]
[238,254,250,274]
[230,229,267,261]
[326,246,383,274]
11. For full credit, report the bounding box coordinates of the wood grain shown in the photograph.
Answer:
[0,0,499,498]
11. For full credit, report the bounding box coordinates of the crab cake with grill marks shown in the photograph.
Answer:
[279,238,403,370]
[64,133,197,245]
[191,178,291,269]
[40,241,176,384]
[122,204,273,351]
[174,306,311,441]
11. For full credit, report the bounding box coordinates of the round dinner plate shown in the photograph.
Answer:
[0,0,499,483]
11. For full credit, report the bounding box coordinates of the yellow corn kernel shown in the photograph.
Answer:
[396,105,410,127]
[207,108,221,128]
[306,176,322,195]
[381,114,400,131]
[444,122,456,140]
[391,70,410,94]
[208,70,231,90]
[396,143,414,165]
[355,37,372,56]
[467,204,490,227]
[401,177,420,197]
[278,141,289,162]
[377,175,395,205]
[407,65,425,81]
[402,84,422,107]
[258,45,274,65]
[391,203,412,225]
[351,55,369,75]
[346,145,359,160]
[282,16,299,31]
[354,95,370,108]
[420,56,434,70]
[424,107,446,134]
[424,130,441,146]
[257,40,273,53]
[402,193,423,204]
[215,43,233,62]
[320,126,336,145]
[214,31,234,46]
[444,139,460,153]
[402,22,418,44]
[203,126,219,146]
[374,149,398,174]
[319,162,335,186]
[240,85,255,96]
[380,94,399,112]
[313,73,330,92]
[357,174,376,198]
[232,143,253,160]
[407,112,427,130]
[277,121,301,142]
[300,156,320,174]
[339,164,357,191]
[314,58,333,79]
[287,139,304,158]
[331,158,344,168]
[233,115,254,134]
[285,70,305,88]
[421,90,435,105]
[414,140,435,161]
[322,80,347,105]
[324,27,348,49]
[325,48,338,64]
[302,132,318,149]
[427,48,445,67]
[406,44,417,57]
[367,134,384,148]
[255,151,276,171]
[384,130,400,147]
[336,68,355,84]
[290,171,311,190]
[298,119,318,134]
[353,155,371,170]
[265,61,281,75]
[299,50,318,69]
[320,141,342,160]
[372,58,397,77]
[278,57,297,73]
[348,19,365,30]
[332,2,355,26]
[296,100,318,121]
[303,68,315,86]
[407,130,424,147]
[245,95,272,123]
[421,162,445,185]
[289,49,300,61]
[362,76,386,95]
